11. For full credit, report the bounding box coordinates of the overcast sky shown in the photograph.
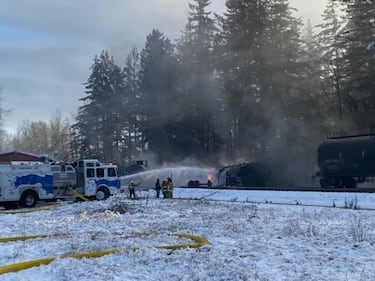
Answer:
[0,0,327,135]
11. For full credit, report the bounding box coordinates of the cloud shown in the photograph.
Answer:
[0,0,193,133]
[0,0,326,135]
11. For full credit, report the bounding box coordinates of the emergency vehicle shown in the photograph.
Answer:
[0,159,120,208]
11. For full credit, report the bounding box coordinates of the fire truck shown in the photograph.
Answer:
[0,159,121,208]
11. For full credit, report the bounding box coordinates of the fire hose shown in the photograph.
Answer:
[69,187,90,201]
[0,205,59,214]
[0,232,209,274]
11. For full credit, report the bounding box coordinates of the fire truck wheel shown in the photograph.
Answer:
[20,191,38,208]
[96,187,109,200]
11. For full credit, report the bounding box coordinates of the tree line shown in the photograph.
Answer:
[2,0,374,184]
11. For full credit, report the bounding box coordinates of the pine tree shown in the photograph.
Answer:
[298,19,328,138]
[261,0,304,126]
[176,0,221,162]
[72,51,124,162]
[218,0,270,159]
[218,0,305,160]
[122,47,142,163]
[315,0,349,131]
[339,0,375,129]
[138,29,179,162]
[263,0,317,184]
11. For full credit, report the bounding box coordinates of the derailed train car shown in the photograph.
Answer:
[217,162,273,187]
[316,133,375,188]
[123,160,148,176]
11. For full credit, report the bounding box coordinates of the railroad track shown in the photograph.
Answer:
[178,185,375,193]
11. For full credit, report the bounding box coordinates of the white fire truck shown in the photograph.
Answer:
[0,159,121,208]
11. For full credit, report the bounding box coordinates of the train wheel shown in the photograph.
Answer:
[188,180,195,187]
[320,178,328,188]
[342,177,357,188]
[333,177,342,188]
[348,178,357,188]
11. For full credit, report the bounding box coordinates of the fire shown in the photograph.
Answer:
[207,173,213,187]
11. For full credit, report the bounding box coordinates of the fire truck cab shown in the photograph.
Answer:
[71,159,120,200]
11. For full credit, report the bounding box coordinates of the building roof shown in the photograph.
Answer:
[0,150,42,162]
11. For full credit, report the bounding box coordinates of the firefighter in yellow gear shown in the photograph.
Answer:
[166,177,173,198]
[128,181,136,198]
[161,180,168,198]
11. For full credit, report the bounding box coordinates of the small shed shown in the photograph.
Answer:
[0,151,42,163]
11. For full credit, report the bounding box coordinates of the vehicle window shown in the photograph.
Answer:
[86,168,95,178]
[96,168,104,177]
[108,167,117,177]
[51,166,59,172]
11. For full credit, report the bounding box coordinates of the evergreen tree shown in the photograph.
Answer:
[176,0,222,162]
[72,51,124,162]
[219,0,305,160]
[299,19,328,139]
[218,0,270,159]
[339,0,375,129]
[264,0,316,184]
[315,0,349,132]
[122,47,143,163]
[261,0,304,131]
[138,29,179,162]
[217,0,318,184]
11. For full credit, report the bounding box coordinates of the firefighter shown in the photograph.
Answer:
[161,180,168,198]
[155,178,161,198]
[166,177,174,198]
[128,181,136,199]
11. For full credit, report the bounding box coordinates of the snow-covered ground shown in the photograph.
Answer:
[1,188,375,281]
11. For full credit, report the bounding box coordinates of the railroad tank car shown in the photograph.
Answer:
[317,134,375,188]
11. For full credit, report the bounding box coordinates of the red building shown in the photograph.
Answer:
[0,151,42,163]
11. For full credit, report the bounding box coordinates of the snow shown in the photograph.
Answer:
[1,188,375,281]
